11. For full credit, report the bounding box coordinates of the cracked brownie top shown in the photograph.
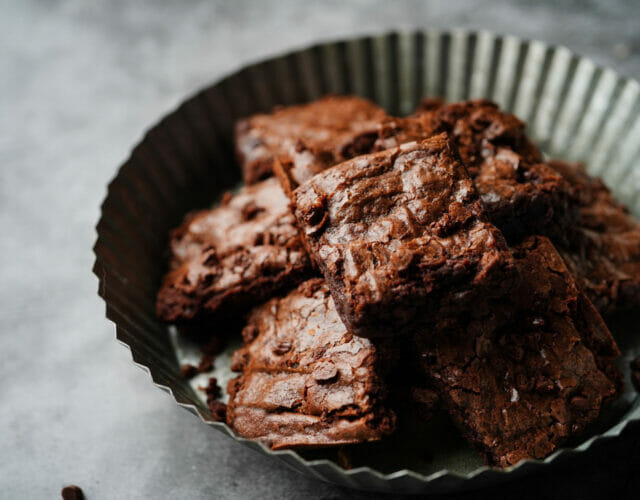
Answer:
[156,177,311,323]
[226,278,396,449]
[292,134,518,337]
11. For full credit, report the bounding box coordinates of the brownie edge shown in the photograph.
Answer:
[226,278,397,449]
[156,178,311,324]
[413,236,621,467]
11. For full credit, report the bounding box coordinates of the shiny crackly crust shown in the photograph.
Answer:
[374,99,572,243]
[155,178,311,323]
[226,278,396,449]
[234,95,389,186]
[413,236,621,467]
[292,134,519,338]
[548,159,640,315]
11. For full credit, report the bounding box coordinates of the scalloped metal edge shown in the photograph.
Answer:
[93,29,640,493]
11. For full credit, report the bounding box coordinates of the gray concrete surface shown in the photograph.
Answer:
[1,1,640,498]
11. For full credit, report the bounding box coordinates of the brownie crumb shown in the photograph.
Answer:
[208,400,227,422]
[200,377,222,400]
[199,377,226,422]
[61,485,84,500]
[181,364,198,379]
[631,355,640,392]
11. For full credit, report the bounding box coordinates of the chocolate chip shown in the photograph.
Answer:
[253,232,264,245]
[61,485,84,500]
[201,272,217,287]
[341,132,377,159]
[313,361,338,383]
[570,395,590,411]
[203,250,219,267]
[242,324,259,344]
[301,193,328,230]
[272,341,292,355]
[241,201,264,220]
[181,364,198,379]
[294,139,306,153]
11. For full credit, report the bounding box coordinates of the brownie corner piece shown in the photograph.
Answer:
[292,134,518,337]
[155,177,311,323]
[414,235,621,467]
[226,278,397,449]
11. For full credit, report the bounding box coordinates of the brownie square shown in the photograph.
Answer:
[235,95,389,186]
[413,236,621,467]
[549,160,640,314]
[156,177,311,323]
[291,134,518,337]
[375,99,572,243]
[226,278,396,449]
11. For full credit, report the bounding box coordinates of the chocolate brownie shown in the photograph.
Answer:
[235,95,389,186]
[413,236,621,467]
[226,278,396,449]
[549,160,640,314]
[375,99,572,242]
[291,134,519,337]
[156,177,311,323]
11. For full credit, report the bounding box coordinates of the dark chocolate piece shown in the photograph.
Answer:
[375,99,572,242]
[226,278,396,449]
[235,95,389,185]
[292,134,518,337]
[156,177,311,323]
[413,236,621,467]
[549,160,640,314]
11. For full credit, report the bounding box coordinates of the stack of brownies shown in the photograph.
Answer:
[156,96,640,467]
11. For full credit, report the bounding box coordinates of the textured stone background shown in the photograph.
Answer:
[1,1,640,498]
